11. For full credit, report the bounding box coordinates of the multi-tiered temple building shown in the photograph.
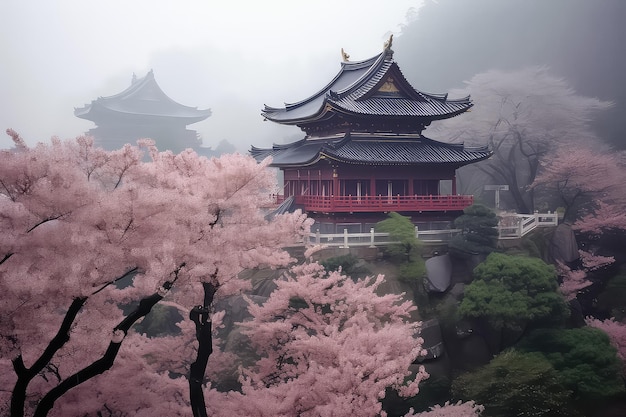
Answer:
[251,38,491,232]
[75,70,211,153]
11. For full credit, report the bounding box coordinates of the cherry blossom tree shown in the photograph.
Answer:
[430,67,611,213]
[1,130,484,416]
[557,250,615,301]
[530,144,625,300]
[203,262,429,417]
[575,201,626,235]
[0,130,309,417]
[532,145,626,223]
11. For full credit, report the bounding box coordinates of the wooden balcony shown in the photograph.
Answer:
[279,194,474,213]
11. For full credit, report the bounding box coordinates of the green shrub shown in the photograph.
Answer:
[459,253,568,331]
[449,204,499,256]
[518,327,625,406]
[452,350,579,417]
[377,212,423,262]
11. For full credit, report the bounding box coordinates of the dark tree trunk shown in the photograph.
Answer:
[10,268,139,417]
[31,285,171,417]
[33,341,125,417]
[477,130,545,214]
[11,297,87,417]
[189,281,218,417]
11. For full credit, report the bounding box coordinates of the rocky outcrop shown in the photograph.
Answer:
[550,223,580,263]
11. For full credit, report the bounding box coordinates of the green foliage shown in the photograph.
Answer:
[399,260,430,316]
[320,254,370,278]
[434,297,462,330]
[520,229,548,258]
[502,229,552,260]
[596,271,626,320]
[376,212,422,262]
[376,213,428,312]
[459,253,568,330]
[449,204,499,256]
[452,350,579,417]
[518,327,625,405]
[398,260,427,284]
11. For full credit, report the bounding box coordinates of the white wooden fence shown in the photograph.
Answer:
[497,211,559,239]
[307,227,461,248]
[306,211,559,248]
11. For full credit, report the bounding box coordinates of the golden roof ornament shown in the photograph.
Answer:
[341,48,350,62]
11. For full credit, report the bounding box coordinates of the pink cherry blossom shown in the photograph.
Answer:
[1,131,309,416]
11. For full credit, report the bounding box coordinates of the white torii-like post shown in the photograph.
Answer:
[484,184,509,210]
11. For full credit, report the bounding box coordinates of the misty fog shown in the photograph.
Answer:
[393,0,626,148]
[2,0,624,151]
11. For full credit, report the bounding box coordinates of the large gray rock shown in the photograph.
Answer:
[425,254,452,292]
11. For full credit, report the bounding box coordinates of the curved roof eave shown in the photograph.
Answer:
[262,52,386,119]
[263,100,338,124]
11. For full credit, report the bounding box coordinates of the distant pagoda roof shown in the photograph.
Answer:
[251,132,491,168]
[261,40,472,135]
[75,70,211,124]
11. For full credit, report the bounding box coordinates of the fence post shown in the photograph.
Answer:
[415,225,419,239]
[370,227,376,248]
[316,229,321,245]
[341,228,349,249]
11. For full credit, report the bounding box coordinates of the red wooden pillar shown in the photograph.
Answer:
[284,170,291,198]
[332,168,339,210]
[318,169,322,196]
[307,170,311,196]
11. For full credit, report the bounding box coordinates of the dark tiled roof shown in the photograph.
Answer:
[250,133,491,167]
[332,96,470,117]
[261,50,471,125]
[75,70,211,123]
[251,138,335,166]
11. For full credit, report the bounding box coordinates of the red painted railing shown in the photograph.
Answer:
[271,194,474,212]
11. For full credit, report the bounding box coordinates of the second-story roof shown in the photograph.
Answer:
[251,132,491,168]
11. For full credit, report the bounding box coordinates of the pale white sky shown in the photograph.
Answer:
[0,0,422,150]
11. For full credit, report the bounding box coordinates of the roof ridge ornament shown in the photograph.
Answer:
[383,34,394,57]
[341,48,350,62]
